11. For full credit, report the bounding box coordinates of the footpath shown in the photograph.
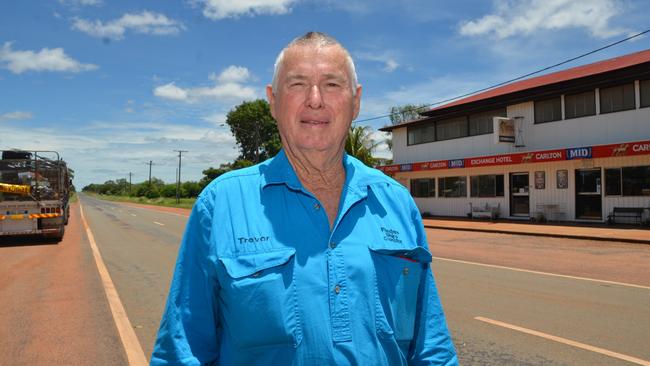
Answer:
[423,218,650,244]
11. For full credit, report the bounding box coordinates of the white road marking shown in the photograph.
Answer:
[475,316,650,366]
[153,221,164,226]
[130,213,136,217]
[433,256,650,290]
[122,204,189,218]
[79,204,148,366]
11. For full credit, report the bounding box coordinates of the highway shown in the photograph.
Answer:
[0,193,648,365]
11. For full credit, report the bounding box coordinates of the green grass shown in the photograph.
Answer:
[86,193,196,209]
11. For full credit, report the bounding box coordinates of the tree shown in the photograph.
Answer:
[226,99,281,163]
[388,104,428,125]
[345,125,380,167]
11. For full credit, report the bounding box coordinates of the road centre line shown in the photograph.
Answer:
[124,204,190,218]
[79,204,148,366]
[475,316,650,366]
[153,221,165,226]
[433,256,650,290]
[130,213,136,217]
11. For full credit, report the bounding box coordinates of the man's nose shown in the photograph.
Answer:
[306,85,323,109]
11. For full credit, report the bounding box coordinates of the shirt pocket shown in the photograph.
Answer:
[218,249,302,350]
[369,243,432,349]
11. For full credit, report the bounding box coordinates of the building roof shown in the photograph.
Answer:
[380,48,650,132]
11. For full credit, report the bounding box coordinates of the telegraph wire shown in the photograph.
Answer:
[354,28,650,125]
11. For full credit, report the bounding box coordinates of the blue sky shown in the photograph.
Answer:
[1,0,648,188]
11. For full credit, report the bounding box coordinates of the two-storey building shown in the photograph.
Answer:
[379,49,650,222]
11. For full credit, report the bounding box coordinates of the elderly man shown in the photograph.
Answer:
[151,32,458,365]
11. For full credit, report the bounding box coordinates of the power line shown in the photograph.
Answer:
[354,28,650,125]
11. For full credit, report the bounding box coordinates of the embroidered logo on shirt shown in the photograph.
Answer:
[238,236,270,244]
[380,227,402,244]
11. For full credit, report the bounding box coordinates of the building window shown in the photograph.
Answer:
[407,124,435,145]
[439,176,467,197]
[470,174,505,197]
[436,116,468,141]
[534,97,562,123]
[605,168,621,196]
[565,90,596,119]
[600,83,635,114]
[622,165,650,196]
[469,108,506,136]
[410,178,436,197]
[641,80,650,108]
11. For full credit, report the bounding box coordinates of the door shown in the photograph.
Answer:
[575,168,602,220]
[510,172,529,217]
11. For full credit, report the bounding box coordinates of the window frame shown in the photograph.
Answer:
[439,176,467,198]
[470,174,505,197]
[407,123,436,146]
[410,178,436,198]
[640,79,650,109]
[534,96,562,124]
[468,108,507,136]
[564,90,596,120]
[599,82,636,114]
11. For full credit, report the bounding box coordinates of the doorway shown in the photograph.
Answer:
[510,172,529,217]
[575,168,602,220]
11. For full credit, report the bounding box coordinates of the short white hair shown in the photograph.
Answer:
[271,31,359,96]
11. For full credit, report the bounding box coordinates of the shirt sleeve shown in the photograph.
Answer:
[408,203,459,366]
[150,198,220,366]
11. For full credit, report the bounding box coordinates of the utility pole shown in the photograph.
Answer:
[128,172,133,196]
[174,150,188,204]
[146,160,157,186]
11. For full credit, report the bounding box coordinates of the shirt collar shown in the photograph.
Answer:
[260,149,381,197]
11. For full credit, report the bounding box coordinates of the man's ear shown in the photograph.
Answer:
[352,84,362,120]
[266,85,277,119]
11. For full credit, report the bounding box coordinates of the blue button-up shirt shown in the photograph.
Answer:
[151,150,457,365]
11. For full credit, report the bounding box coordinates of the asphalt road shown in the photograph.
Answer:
[1,193,649,365]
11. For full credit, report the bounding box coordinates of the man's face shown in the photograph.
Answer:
[267,45,362,155]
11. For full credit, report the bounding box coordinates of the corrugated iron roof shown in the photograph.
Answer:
[424,48,650,113]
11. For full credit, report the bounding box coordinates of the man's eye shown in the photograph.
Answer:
[290,82,305,87]
[327,83,341,88]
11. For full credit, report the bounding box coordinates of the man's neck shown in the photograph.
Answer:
[283,145,346,229]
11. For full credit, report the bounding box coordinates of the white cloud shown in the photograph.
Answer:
[459,0,628,39]
[154,66,257,103]
[0,42,97,74]
[72,11,184,40]
[197,0,296,19]
[210,65,251,84]
[356,51,400,73]
[154,83,189,101]
[0,111,33,122]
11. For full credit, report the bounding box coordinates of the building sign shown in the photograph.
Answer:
[448,159,465,168]
[377,139,650,174]
[534,171,545,189]
[494,117,515,143]
[566,147,592,160]
[556,170,568,189]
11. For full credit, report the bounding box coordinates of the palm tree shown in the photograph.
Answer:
[345,125,380,166]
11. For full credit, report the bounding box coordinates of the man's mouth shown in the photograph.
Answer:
[301,119,329,125]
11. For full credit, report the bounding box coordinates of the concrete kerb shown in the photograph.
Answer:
[423,221,650,245]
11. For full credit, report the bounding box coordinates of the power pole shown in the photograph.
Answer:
[174,150,188,204]
[146,160,157,186]
[128,172,133,195]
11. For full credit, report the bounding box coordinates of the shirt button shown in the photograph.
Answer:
[313,203,321,210]
[402,267,410,276]
[334,285,341,294]
[329,242,337,249]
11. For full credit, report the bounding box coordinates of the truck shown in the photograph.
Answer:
[0,150,73,241]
